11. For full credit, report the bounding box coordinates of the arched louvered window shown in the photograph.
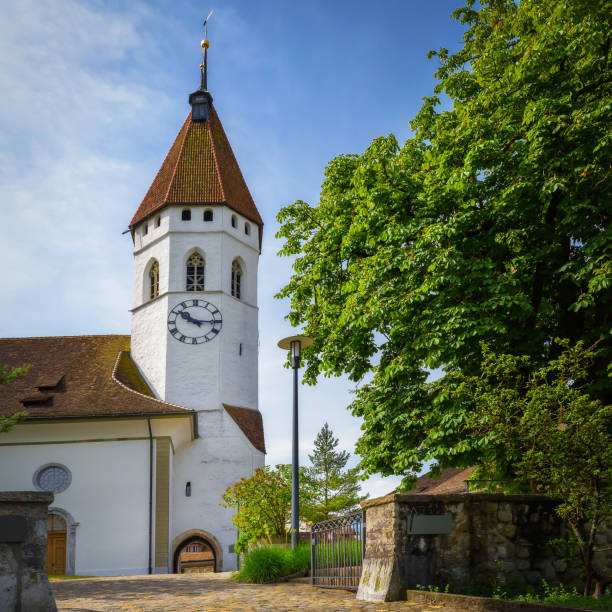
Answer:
[149,261,159,300]
[186,253,205,291]
[203,209,213,222]
[231,260,242,299]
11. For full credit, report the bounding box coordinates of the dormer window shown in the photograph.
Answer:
[189,90,212,123]
[182,209,191,221]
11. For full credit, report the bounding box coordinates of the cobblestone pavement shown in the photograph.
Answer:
[52,573,445,611]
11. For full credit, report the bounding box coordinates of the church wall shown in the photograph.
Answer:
[172,408,265,571]
[131,295,170,399]
[0,438,150,576]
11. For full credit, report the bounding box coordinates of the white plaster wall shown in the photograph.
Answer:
[172,408,265,571]
[131,205,260,410]
[0,438,150,575]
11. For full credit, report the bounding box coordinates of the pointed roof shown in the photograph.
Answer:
[129,105,262,231]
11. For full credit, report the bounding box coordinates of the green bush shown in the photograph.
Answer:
[234,544,311,584]
[234,546,287,583]
[285,544,310,574]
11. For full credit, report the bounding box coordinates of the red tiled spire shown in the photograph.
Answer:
[129,105,262,231]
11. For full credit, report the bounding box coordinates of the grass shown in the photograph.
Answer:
[233,544,310,584]
[416,580,612,611]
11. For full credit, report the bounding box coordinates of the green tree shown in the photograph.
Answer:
[222,464,313,552]
[276,0,611,487]
[0,364,29,433]
[304,423,367,522]
[455,340,611,597]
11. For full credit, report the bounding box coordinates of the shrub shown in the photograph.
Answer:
[234,546,287,584]
[234,544,311,584]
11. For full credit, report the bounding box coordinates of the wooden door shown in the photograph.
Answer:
[46,533,66,575]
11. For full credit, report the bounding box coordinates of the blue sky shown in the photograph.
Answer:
[0,0,466,498]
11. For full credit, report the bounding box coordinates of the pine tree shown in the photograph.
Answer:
[305,423,367,523]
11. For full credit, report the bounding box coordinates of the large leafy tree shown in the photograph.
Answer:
[304,423,367,522]
[0,364,29,433]
[276,0,611,485]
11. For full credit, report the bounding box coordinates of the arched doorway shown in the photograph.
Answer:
[45,507,78,576]
[45,513,66,575]
[172,530,223,574]
[174,537,215,573]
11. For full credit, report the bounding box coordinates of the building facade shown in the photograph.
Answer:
[0,56,265,575]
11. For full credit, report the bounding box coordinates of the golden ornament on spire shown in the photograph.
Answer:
[201,39,210,49]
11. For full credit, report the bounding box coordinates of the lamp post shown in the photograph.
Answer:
[278,334,312,549]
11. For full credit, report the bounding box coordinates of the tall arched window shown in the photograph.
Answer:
[149,261,159,300]
[231,260,242,299]
[186,253,205,291]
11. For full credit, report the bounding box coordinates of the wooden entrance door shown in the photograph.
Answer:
[46,532,66,575]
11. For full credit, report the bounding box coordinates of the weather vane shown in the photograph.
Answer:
[200,10,213,91]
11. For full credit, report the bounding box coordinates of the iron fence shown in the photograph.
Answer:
[310,511,365,590]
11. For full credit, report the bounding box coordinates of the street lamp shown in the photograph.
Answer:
[277,334,313,548]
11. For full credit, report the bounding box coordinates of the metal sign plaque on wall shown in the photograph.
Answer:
[407,512,454,535]
[0,515,27,542]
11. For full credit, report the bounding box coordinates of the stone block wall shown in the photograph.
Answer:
[0,491,56,612]
[357,492,612,602]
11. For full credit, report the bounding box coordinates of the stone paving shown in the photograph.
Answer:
[52,573,445,611]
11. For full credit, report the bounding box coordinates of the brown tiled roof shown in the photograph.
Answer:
[223,403,266,454]
[129,106,263,230]
[401,467,476,495]
[0,335,193,420]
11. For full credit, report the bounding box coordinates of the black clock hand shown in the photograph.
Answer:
[179,311,204,327]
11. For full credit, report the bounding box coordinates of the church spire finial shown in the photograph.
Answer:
[200,10,213,91]
[190,11,214,123]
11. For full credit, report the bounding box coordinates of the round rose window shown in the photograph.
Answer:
[35,465,71,493]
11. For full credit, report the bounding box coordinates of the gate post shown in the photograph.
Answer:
[356,494,405,602]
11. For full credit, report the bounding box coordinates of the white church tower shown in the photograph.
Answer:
[128,34,265,572]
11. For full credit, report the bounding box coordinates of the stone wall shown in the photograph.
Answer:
[0,491,56,612]
[357,492,612,602]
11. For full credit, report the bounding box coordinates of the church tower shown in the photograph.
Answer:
[128,31,265,571]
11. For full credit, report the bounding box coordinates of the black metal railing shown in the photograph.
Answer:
[310,511,365,590]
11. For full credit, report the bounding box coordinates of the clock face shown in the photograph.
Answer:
[167,299,222,344]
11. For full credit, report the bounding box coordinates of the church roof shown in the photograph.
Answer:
[0,335,194,421]
[129,106,263,231]
[223,403,266,454]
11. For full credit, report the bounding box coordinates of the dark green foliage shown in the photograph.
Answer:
[276,0,611,489]
[304,423,367,522]
[454,340,612,597]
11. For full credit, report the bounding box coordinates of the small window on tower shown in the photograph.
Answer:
[186,252,205,291]
[203,209,213,222]
[149,260,159,300]
[155,216,161,228]
[244,223,250,235]
[143,224,148,236]
[182,209,191,221]
[231,259,242,299]
[231,215,237,229]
